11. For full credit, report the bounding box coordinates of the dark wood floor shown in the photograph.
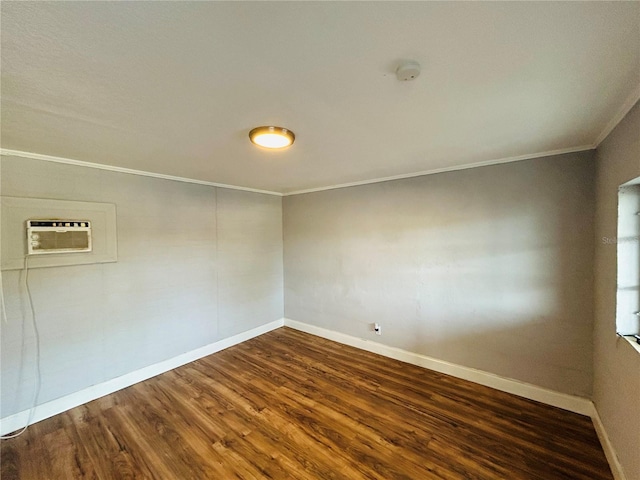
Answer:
[1,327,612,479]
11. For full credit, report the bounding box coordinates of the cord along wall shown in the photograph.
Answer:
[0,154,284,419]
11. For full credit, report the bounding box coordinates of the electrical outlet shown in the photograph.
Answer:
[374,323,381,335]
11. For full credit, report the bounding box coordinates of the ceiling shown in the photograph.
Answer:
[1,2,639,195]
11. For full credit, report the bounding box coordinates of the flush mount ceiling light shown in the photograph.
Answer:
[249,126,295,149]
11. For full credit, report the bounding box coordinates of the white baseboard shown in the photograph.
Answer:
[283,318,630,478]
[1,317,626,479]
[591,407,628,480]
[0,318,284,436]
[283,318,593,416]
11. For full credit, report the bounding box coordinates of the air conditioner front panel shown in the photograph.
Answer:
[27,220,92,255]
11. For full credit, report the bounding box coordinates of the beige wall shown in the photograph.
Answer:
[594,101,640,480]
[284,152,596,397]
[4,106,638,476]
[0,156,283,417]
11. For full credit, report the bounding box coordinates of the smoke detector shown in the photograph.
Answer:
[396,61,421,81]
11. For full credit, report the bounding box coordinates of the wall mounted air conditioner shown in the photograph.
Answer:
[26,220,92,255]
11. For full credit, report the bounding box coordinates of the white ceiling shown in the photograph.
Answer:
[2,2,639,194]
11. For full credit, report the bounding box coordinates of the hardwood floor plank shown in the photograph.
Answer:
[218,338,529,478]
[1,327,613,479]
[66,403,155,480]
[165,365,350,479]
[0,442,20,480]
[210,349,448,477]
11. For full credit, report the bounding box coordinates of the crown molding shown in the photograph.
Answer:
[2,85,638,198]
[594,83,640,147]
[0,149,283,197]
[2,144,594,199]
[283,144,595,196]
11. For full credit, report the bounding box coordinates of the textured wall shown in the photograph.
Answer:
[284,152,596,397]
[0,156,283,417]
[594,101,640,480]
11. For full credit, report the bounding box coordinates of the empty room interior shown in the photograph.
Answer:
[1,2,639,479]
